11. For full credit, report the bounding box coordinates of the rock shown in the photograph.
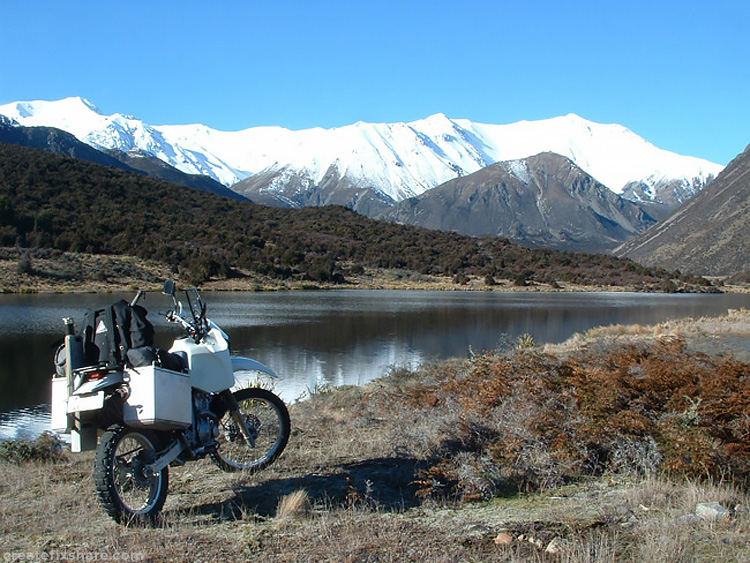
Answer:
[527,536,544,549]
[465,524,492,539]
[696,502,731,521]
[493,532,513,545]
[545,537,564,555]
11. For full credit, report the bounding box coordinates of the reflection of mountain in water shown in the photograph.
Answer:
[226,301,544,401]
[235,341,425,403]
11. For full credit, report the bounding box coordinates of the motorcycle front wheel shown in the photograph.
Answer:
[94,424,169,524]
[211,387,290,472]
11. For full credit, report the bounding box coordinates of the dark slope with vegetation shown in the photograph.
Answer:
[102,148,248,201]
[0,115,131,171]
[0,142,711,290]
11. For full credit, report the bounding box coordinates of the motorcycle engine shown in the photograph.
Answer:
[192,392,220,447]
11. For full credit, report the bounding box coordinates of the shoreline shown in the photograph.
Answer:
[4,278,745,295]
[3,262,746,295]
[4,280,747,295]
[1,247,744,294]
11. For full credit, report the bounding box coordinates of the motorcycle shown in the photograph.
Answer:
[50,280,291,524]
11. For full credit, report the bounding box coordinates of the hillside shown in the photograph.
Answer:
[0,115,131,171]
[102,148,248,201]
[0,99,725,254]
[0,142,712,292]
[615,143,750,276]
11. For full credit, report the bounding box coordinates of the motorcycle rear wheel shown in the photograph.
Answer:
[94,424,169,524]
[211,387,290,472]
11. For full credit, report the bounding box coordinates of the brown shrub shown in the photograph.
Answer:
[405,339,750,499]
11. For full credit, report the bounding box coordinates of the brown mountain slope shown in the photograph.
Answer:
[381,152,655,253]
[615,144,750,276]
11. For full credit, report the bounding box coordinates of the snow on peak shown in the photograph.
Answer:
[0,97,725,201]
[2,96,100,120]
[0,96,112,146]
[454,114,722,193]
[501,159,532,184]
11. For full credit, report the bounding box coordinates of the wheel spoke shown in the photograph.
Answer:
[211,388,290,473]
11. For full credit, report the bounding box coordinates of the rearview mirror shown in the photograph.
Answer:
[162,280,176,296]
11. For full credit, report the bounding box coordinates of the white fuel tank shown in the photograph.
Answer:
[169,328,234,393]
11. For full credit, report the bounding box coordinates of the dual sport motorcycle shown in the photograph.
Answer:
[51,281,290,524]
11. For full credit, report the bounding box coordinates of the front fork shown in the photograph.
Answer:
[220,389,256,448]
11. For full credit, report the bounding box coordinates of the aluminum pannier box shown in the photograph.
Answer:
[123,366,191,430]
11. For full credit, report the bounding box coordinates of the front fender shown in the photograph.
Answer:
[231,356,277,379]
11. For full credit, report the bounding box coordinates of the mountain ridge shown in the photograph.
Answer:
[0,97,722,207]
[0,115,247,201]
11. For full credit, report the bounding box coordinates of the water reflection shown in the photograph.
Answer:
[2,290,749,440]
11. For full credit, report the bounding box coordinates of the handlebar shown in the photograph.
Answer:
[164,284,208,342]
[166,309,195,334]
[126,282,209,343]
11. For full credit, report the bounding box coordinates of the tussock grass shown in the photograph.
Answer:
[276,489,311,520]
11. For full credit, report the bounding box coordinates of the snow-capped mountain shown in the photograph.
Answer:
[0,97,722,208]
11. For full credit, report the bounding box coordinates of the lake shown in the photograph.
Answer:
[2,289,749,440]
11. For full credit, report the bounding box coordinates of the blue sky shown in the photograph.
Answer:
[1,0,747,165]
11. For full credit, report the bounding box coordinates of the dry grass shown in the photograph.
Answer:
[545,307,750,360]
[276,489,312,520]
[0,248,172,293]
[3,312,750,561]
[2,430,749,561]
